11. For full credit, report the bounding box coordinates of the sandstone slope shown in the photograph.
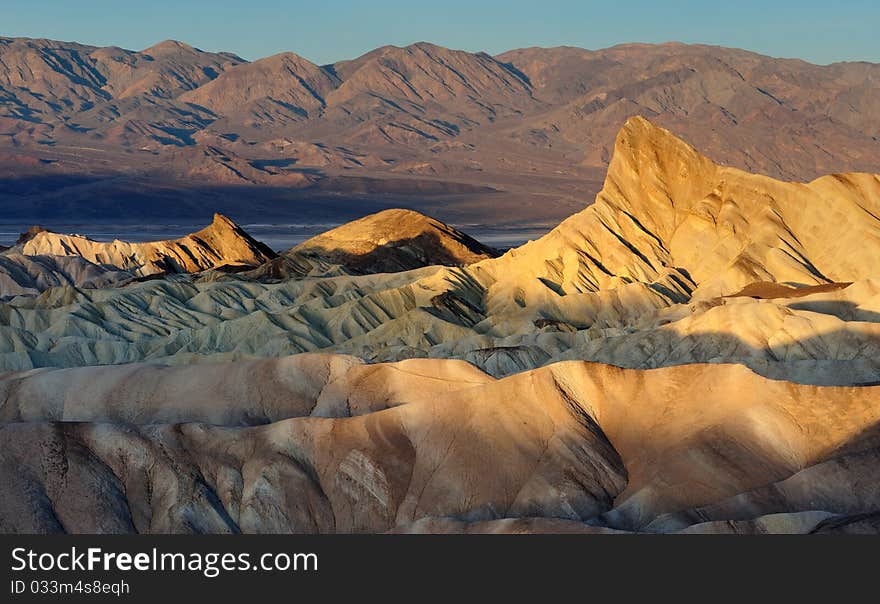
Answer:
[15,213,276,276]
[1,355,878,533]
[474,116,880,305]
[289,208,499,272]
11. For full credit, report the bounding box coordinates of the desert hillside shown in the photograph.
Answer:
[290,208,499,272]
[2,37,878,224]
[3,355,879,533]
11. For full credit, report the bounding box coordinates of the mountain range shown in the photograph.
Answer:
[2,31,880,535]
[2,37,879,224]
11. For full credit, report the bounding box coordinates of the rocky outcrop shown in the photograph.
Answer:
[289,208,498,273]
[474,116,880,307]
[16,213,276,276]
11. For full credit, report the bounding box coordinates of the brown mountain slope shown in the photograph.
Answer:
[330,42,534,109]
[0,37,108,119]
[0,37,241,120]
[179,52,340,129]
[91,40,244,100]
[498,43,880,179]
[163,144,318,185]
[2,38,879,225]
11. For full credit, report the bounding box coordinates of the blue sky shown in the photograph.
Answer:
[2,0,877,65]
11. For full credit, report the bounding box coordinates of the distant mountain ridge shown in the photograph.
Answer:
[2,37,879,224]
